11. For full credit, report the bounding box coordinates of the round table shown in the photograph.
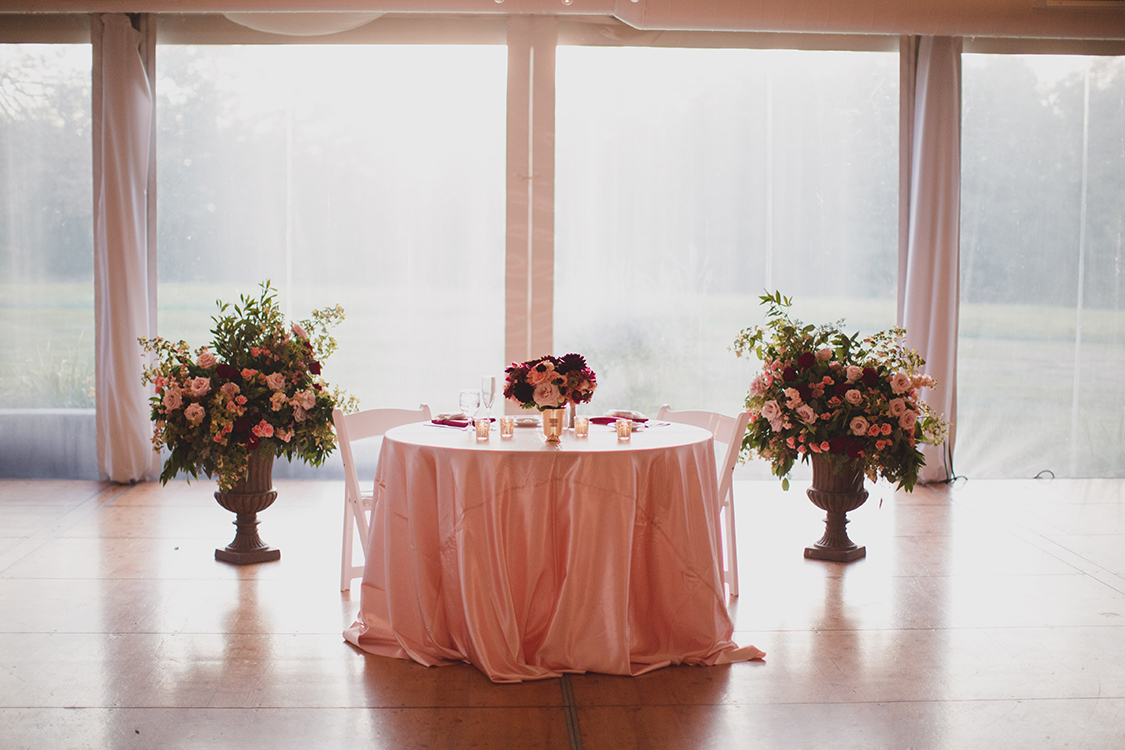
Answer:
[343,419,763,682]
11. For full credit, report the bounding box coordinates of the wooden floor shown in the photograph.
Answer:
[1,476,1123,749]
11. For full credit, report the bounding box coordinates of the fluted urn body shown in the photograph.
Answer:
[214,452,281,565]
[804,453,868,562]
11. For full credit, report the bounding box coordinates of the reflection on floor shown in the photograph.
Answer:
[1,476,1123,749]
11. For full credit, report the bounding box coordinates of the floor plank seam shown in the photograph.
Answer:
[560,674,583,750]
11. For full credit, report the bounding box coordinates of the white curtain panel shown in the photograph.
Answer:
[93,14,158,483]
[898,35,961,484]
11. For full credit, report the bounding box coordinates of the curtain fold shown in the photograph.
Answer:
[93,14,158,483]
[898,35,961,484]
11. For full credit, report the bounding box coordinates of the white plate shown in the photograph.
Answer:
[515,417,540,428]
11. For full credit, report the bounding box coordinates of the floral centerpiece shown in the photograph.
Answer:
[503,353,598,410]
[733,292,947,492]
[139,281,354,491]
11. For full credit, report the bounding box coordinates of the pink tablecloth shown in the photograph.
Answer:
[344,420,764,682]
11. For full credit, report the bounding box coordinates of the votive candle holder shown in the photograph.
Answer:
[615,418,631,440]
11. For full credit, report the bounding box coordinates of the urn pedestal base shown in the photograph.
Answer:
[804,455,868,563]
[214,453,281,565]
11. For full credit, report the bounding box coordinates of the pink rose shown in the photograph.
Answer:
[899,410,918,431]
[220,382,240,398]
[887,397,907,417]
[294,390,317,410]
[533,381,562,408]
[196,349,217,369]
[265,372,287,391]
[849,416,869,436]
[881,422,892,436]
[252,420,274,438]
[845,365,863,383]
[748,375,766,398]
[891,372,912,394]
[190,377,211,398]
[526,362,554,386]
[184,402,205,426]
[270,392,288,411]
[816,348,833,361]
[291,322,308,340]
[796,404,816,424]
[761,400,781,421]
[844,389,863,406]
[162,389,182,411]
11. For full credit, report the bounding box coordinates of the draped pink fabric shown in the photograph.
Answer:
[344,422,764,683]
[898,35,961,484]
[93,14,159,483]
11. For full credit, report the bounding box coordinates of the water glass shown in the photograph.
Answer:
[459,389,481,428]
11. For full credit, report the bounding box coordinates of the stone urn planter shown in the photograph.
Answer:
[804,453,868,562]
[213,452,281,565]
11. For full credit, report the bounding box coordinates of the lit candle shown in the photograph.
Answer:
[616,418,631,440]
[500,416,515,438]
[574,416,589,438]
[476,418,490,440]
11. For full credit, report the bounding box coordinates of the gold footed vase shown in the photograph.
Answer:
[804,453,868,562]
[214,452,281,565]
[542,407,565,443]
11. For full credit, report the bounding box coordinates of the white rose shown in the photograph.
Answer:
[533,381,562,408]
[850,416,870,436]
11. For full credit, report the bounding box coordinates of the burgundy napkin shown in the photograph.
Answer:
[589,416,648,425]
[432,417,496,428]
[432,418,469,428]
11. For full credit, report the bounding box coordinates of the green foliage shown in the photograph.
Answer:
[733,292,948,492]
[139,281,353,491]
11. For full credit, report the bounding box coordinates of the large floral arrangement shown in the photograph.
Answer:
[503,354,598,411]
[139,282,355,491]
[732,292,947,492]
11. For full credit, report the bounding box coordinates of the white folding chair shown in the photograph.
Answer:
[333,404,431,591]
[656,404,750,598]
